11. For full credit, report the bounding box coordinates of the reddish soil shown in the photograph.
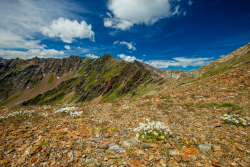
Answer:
[6,73,69,107]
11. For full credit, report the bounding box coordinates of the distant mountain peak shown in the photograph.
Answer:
[133,59,184,79]
[0,57,9,65]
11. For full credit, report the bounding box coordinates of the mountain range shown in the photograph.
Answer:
[0,43,249,107]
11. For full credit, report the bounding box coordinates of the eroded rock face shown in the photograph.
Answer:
[0,56,89,103]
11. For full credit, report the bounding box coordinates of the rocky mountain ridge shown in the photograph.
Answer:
[133,60,185,79]
[0,54,165,107]
[1,43,250,107]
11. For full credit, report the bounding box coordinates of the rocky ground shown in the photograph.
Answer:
[0,64,249,167]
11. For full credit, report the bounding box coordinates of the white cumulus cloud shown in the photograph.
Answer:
[41,17,95,43]
[104,0,182,30]
[85,54,99,59]
[114,41,136,51]
[64,45,71,50]
[144,57,213,68]
[117,54,142,62]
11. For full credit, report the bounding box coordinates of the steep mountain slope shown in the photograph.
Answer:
[178,43,250,84]
[0,56,89,105]
[23,54,164,106]
[0,54,164,107]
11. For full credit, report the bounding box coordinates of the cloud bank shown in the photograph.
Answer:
[116,53,213,68]
[145,57,213,68]
[0,48,64,59]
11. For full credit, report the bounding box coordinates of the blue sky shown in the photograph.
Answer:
[0,0,250,71]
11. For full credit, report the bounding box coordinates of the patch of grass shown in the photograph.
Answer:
[158,103,169,110]
[0,92,23,107]
[123,109,130,113]
[127,149,133,153]
[40,141,50,146]
[177,112,187,118]
[199,103,219,108]
[195,113,203,116]
[100,127,107,133]
[48,74,54,84]
[113,114,121,118]
[29,116,43,123]
[53,112,70,118]
[102,84,123,101]
[146,101,153,106]
[111,127,116,132]
[53,134,60,139]
[113,101,121,106]
[145,96,151,99]
[221,103,238,108]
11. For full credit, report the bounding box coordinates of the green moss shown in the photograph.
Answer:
[48,74,54,84]
[0,92,23,107]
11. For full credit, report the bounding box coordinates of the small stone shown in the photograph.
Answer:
[169,150,178,156]
[238,161,248,167]
[31,127,37,131]
[122,129,127,135]
[199,144,212,153]
[84,146,92,153]
[204,163,211,167]
[212,145,222,152]
[74,151,82,157]
[30,157,38,164]
[99,142,109,149]
[211,159,220,167]
[159,159,167,167]
[0,159,8,165]
[68,151,74,160]
[109,143,126,154]
[30,146,42,155]
[196,162,203,167]
[149,155,154,161]
[129,159,144,167]
[96,134,100,138]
